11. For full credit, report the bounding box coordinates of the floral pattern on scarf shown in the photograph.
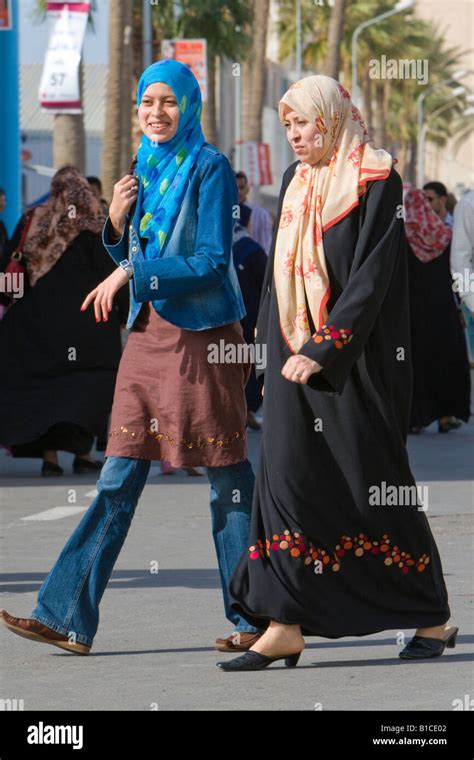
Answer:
[404,188,452,262]
[22,166,105,287]
[274,76,393,353]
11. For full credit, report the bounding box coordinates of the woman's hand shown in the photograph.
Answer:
[281,354,322,384]
[81,267,129,322]
[109,174,139,237]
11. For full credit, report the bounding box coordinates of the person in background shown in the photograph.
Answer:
[235,171,273,255]
[451,189,474,368]
[0,188,9,272]
[232,221,267,430]
[88,176,111,453]
[405,189,470,433]
[88,174,129,453]
[423,181,453,228]
[0,167,127,476]
[87,176,110,216]
[446,192,457,217]
[87,178,127,452]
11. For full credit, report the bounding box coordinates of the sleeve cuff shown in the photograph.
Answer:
[131,257,160,303]
[103,216,125,247]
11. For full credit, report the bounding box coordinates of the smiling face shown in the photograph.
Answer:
[282,106,325,166]
[138,82,180,142]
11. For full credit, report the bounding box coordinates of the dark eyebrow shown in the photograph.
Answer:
[142,94,177,101]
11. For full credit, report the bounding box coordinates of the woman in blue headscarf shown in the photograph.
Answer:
[0,61,264,656]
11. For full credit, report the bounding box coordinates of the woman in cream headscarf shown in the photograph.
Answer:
[218,76,457,671]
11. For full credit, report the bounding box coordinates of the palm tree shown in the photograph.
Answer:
[172,0,252,144]
[276,0,469,184]
[241,0,271,143]
[102,0,129,201]
[277,0,331,68]
[52,63,86,173]
[130,2,176,158]
[322,0,347,79]
[119,1,133,177]
[34,0,95,173]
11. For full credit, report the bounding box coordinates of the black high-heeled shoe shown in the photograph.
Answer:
[399,626,459,659]
[216,650,302,671]
[73,457,103,474]
[438,418,462,433]
[41,461,63,477]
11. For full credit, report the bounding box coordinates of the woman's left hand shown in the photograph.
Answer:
[281,354,322,384]
[81,267,129,322]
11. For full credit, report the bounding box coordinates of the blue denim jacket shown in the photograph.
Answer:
[102,143,246,330]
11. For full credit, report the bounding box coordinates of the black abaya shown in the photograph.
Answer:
[229,165,451,638]
[407,243,470,428]
[232,235,267,412]
[0,224,128,455]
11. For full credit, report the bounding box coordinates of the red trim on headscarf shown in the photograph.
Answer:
[318,286,331,329]
[279,284,331,355]
[276,157,392,354]
[360,167,390,175]
[279,321,297,354]
[323,199,360,232]
[321,168,391,233]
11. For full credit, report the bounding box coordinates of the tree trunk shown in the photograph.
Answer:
[120,3,133,176]
[53,60,86,172]
[396,140,408,181]
[131,4,145,159]
[242,0,270,142]
[373,83,387,148]
[202,53,217,145]
[322,0,346,80]
[406,139,417,186]
[102,0,127,200]
[131,73,142,159]
[361,73,373,137]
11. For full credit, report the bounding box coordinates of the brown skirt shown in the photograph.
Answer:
[105,303,251,467]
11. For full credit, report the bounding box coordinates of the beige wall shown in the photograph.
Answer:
[416,0,474,191]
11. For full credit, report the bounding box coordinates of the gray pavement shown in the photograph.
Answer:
[0,394,472,711]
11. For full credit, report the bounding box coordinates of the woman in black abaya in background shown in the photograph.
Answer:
[217,76,457,672]
[232,214,267,429]
[0,167,128,476]
[404,188,470,434]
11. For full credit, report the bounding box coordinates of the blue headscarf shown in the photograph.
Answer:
[135,60,205,259]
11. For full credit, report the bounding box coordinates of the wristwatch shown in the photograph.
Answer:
[119,259,134,279]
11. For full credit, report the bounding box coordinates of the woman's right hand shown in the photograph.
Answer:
[108,174,139,237]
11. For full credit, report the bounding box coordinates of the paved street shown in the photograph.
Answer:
[0,399,472,712]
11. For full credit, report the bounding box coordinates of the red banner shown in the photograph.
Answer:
[242,142,273,186]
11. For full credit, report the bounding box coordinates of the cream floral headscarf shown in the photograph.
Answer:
[274,75,393,353]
